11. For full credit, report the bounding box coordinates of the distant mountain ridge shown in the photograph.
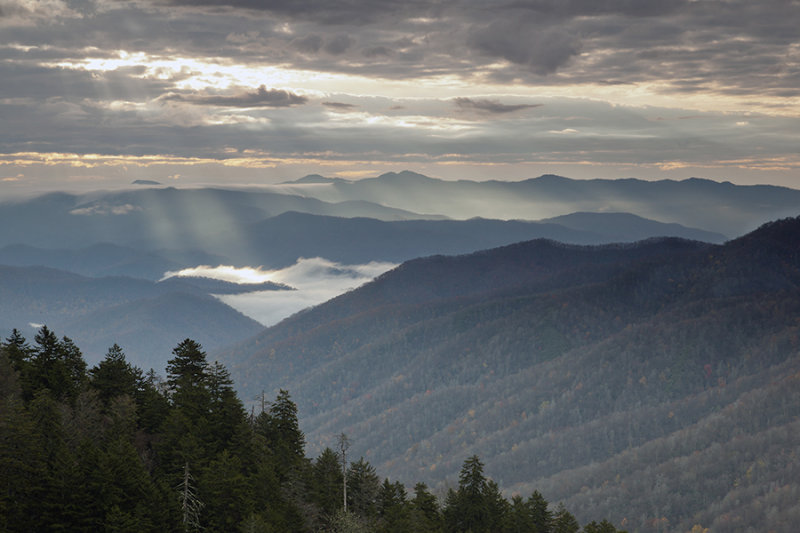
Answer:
[0,186,728,278]
[218,216,800,532]
[280,171,800,237]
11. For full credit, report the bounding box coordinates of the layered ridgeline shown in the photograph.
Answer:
[278,171,800,237]
[0,183,730,276]
[220,216,800,532]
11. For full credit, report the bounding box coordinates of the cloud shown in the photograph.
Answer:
[1,0,799,189]
[324,34,353,55]
[162,265,275,283]
[467,21,581,75]
[454,98,543,114]
[70,203,142,216]
[164,85,308,108]
[163,0,427,25]
[322,101,357,111]
[208,258,397,326]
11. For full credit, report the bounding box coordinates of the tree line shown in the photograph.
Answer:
[0,326,625,532]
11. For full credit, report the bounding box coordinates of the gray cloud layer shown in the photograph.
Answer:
[0,0,798,190]
[163,86,308,108]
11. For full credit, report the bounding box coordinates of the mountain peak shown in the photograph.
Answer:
[284,174,343,184]
[375,170,434,182]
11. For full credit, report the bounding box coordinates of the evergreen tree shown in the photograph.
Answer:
[508,495,536,533]
[551,503,580,533]
[28,389,82,530]
[376,478,410,532]
[199,450,252,532]
[582,519,624,533]
[0,386,43,531]
[206,361,250,456]
[133,369,170,434]
[166,339,211,420]
[409,482,442,533]
[485,479,510,531]
[2,328,32,371]
[347,457,380,519]
[444,455,491,532]
[312,447,344,519]
[528,490,552,533]
[89,344,140,406]
[264,389,306,475]
[27,326,87,404]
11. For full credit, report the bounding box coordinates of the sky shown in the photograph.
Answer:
[1,0,799,194]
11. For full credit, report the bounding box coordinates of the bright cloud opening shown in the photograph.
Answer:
[162,265,275,284]
[169,258,397,327]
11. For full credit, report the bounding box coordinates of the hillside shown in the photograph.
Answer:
[0,265,265,367]
[219,216,800,532]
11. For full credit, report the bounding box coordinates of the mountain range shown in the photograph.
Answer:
[218,215,800,532]
[278,171,800,237]
[1,171,797,379]
[2,172,800,530]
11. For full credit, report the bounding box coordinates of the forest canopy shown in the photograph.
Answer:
[0,327,624,532]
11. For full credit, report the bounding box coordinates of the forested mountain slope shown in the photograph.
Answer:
[0,265,265,368]
[220,216,800,532]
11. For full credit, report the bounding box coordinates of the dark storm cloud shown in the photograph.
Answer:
[292,35,323,53]
[466,20,581,75]
[160,0,434,25]
[454,98,543,114]
[94,0,796,94]
[323,34,353,55]
[164,86,308,108]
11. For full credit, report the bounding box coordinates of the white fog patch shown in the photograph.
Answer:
[213,258,397,327]
[162,265,275,284]
[69,203,142,216]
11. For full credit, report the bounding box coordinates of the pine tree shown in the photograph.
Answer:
[89,344,140,406]
[409,482,442,533]
[551,503,580,533]
[256,389,305,480]
[376,478,410,532]
[206,361,249,456]
[199,450,251,532]
[528,490,552,533]
[166,339,211,420]
[2,328,32,371]
[507,495,535,533]
[27,326,87,404]
[444,455,490,532]
[312,447,344,518]
[347,457,380,519]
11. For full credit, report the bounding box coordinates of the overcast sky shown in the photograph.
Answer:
[1,0,799,193]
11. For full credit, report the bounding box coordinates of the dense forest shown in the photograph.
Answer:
[221,216,800,532]
[0,328,625,532]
